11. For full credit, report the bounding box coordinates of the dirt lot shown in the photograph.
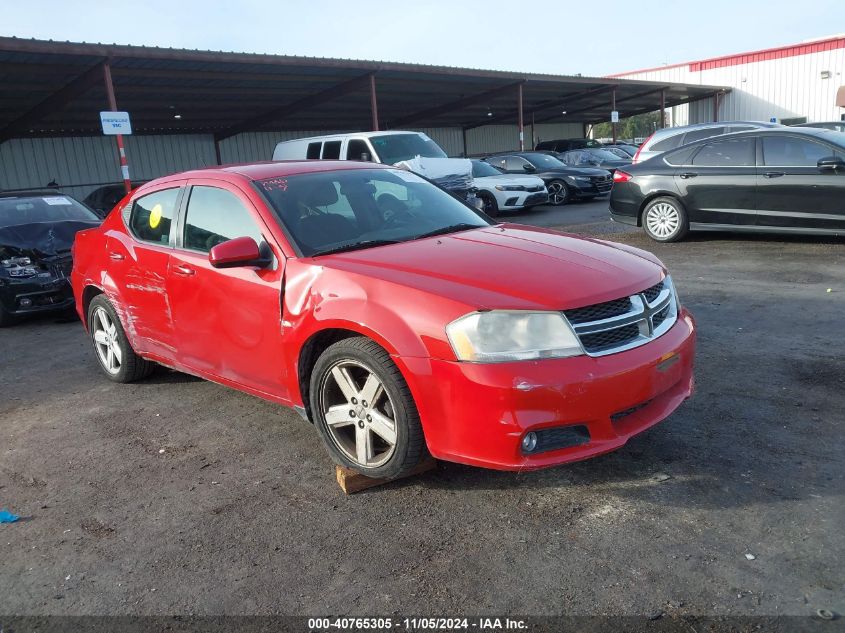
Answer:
[1,200,843,620]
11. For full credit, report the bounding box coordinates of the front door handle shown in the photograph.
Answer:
[679,172,698,179]
[173,264,196,276]
[763,171,785,179]
[109,252,125,261]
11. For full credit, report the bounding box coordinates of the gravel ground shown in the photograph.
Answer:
[1,200,843,621]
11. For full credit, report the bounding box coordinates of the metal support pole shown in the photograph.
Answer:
[660,89,666,129]
[461,127,468,157]
[517,83,524,151]
[102,61,131,194]
[369,75,379,131]
[213,135,223,165]
[713,91,721,122]
[611,88,617,143]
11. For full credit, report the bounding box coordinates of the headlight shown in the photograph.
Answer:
[494,185,526,191]
[1,257,39,278]
[446,311,584,362]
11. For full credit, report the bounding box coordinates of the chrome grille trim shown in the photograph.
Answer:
[563,278,678,357]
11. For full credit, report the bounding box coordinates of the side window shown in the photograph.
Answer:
[321,141,342,159]
[762,136,834,166]
[684,127,726,144]
[504,156,528,171]
[486,157,506,170]
[650,134,683,152]
[128,188,180,245]
[346,139,372,161]
[692,137,756,167]
[306,142,321,159]
[183,186,264,253]
[663,145,699,166]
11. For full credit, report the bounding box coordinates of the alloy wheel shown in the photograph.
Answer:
[548,181,568,205]
[319,360,398,468]
[92,306,122,374]
[646,202,680,239]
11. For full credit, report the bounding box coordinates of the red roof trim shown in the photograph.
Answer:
[610,36,845,78]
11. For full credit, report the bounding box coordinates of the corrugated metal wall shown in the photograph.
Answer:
[615,44,845,126]
[0,123,585,199]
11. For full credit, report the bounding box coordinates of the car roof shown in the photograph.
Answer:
[0,189,68,199]
[657,126,845,154]
[146,160,394,186]
[276,130,419,143]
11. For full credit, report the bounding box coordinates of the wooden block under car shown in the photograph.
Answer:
[335,456,437,494]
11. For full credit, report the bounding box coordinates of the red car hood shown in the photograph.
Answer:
[317,224,665,311]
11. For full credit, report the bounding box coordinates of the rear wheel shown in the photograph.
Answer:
[310,337,425,479]
[642,196,689,242]
[547,180,570,206]
[87,295,155,383]
[478,191,499,217]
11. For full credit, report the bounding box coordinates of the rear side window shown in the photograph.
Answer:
[684,127,726,144]
[762,136,834,166]
[650,134,683,152]
[306,142,321,159]
[692,137,756,167]
[346,139,371,161]
[183,186,264,253]
[322,141,342,159]
[663,146,699,166]
[128,188,180,245]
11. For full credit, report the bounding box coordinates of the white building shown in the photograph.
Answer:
[610,35,845,127]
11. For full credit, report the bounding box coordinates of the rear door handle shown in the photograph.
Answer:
[763,171,785,179]
[679,172,698,179]
[109,252,124,261]
[173,264,195,276]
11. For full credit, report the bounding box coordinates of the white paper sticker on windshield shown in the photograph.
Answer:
[43,196,73,206]
[388,169,427,184]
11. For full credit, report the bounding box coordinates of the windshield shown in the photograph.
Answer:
[369,133,447,164]
[255,168,491,257]
[471,160,503,177]
[525,153,567,169]
[0,194,99,229]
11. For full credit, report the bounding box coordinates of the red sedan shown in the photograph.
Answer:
[71,161,695,478]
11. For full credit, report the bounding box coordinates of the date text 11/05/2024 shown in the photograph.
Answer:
[307,617,528,630]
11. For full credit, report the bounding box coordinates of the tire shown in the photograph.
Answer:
[478,191,499,217]
[642,196,689,243]
[310,336,425,479]
[547,179,571,206]
[87,295,155,383]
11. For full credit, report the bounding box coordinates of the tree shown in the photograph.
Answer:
[592,112,662,141]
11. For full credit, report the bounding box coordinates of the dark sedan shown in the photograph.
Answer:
[0,191,101,325]
[555,148,632,174]
[609,128,845,241]
[484,152,612,205]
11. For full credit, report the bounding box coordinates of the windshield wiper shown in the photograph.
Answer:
[413,223,484,241]
[308,239,401,257]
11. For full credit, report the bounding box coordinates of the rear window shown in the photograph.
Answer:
[128,188,180,245]
[650,134,683,152]
[663,146,698,166]
[0,195,99,229]
[684,127,726,144]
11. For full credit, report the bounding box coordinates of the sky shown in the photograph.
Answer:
[1,0,844,77]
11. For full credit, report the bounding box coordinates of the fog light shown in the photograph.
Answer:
[521,431,538,453]
[19,298,33,308]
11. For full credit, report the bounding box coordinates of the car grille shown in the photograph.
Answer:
[525,192,549,205]
[590,174,613,193]
[562,278,677,356]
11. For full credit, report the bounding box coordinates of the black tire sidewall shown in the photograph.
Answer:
[310,339,420,479]
[87,295,140,382]
[478,191,499,216]
[642,197,688,242]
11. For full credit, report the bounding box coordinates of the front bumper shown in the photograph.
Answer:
[496,190,549,210]
[0,276,74,315]
[398,310,695,471]
[571,180,612,198]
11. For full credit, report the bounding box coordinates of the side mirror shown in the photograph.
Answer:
[817,156,845,171]
[209,236,264,268]
[523,164,536,172]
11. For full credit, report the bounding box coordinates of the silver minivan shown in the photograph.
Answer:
[633,121,782,163]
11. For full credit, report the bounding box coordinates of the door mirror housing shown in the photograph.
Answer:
[209,236,265,268]
[523,163,536,172]
[817,156,845,171]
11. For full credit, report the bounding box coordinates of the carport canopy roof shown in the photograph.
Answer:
[0,37,729,142]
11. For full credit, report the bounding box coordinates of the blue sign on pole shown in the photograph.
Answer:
[100,111,132,135]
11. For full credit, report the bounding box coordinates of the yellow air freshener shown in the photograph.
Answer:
[149,203,162,229]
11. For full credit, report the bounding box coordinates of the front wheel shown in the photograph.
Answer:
[310,337,425,479]
[547,180,570,206]
[642,196,689,242]
[477,191,499,217]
